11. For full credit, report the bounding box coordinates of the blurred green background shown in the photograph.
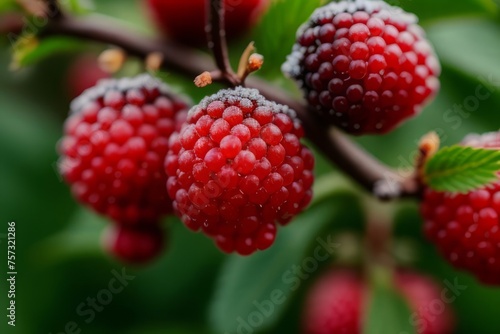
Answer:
[2,0,500,333]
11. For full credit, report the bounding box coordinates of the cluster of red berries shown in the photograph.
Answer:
[58,74,190,263]
[60,2,487,300]
[165,87,314,255]
[50,1,500,333]
[59,75,314,260]
[283,0,440,134]
[421,132,500,285]
[302,269,455,334]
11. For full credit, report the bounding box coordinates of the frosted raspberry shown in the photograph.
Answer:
[302,269,455,334]
[421,132,500,285]
[166,87,314,255]
[58,74,190,225]
[283,0,440,135]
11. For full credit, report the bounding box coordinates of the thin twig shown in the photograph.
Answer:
[206,0,238,85]
[15,14,420,200]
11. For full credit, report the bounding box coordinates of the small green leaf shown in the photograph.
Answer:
[251,0,326,78]
[424,145,500,193]
[363,276,416,334]
[9,33,38,69]
[11,35,83,69]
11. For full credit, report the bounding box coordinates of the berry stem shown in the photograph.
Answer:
[20,14,419,200]
[206,0,239,86]
[363,197,397,281]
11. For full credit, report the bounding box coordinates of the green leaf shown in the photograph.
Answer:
[250,0,326,78]
[363,276,416,334]
[424,145,500,193]
[32,208,107,264]
[11,35,84,69]
[131,217,224,320]
[209,192,357,334]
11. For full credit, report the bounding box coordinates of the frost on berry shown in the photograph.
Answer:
[58,74,190,225]
[282,0,441,135]
[166,87,314,255]
[421,132,500,285]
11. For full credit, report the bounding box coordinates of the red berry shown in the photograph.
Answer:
[283,0,440,135]
[303,270,363,334]
[395,271,456,334]
[104,224,165,264]
[58,74,190,225]
[302,269,455,334]
[421,132,500,285]
[166,87,314,255]
[145,0,270,46]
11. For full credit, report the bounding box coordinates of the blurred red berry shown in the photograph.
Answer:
[145,0,270,45]
[302,269,455,334]
[395,271,455,334]
[303,270,363,334]
[58,74,190,225]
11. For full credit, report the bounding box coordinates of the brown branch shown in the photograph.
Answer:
[42,16,213,74]
[206,0,238,85]
[45,0,63,20]
[18,14,418,200]
[247,76,415,199]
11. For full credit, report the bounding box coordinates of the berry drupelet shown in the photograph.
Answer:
[283,0,440,135]
[165,87,314,255]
